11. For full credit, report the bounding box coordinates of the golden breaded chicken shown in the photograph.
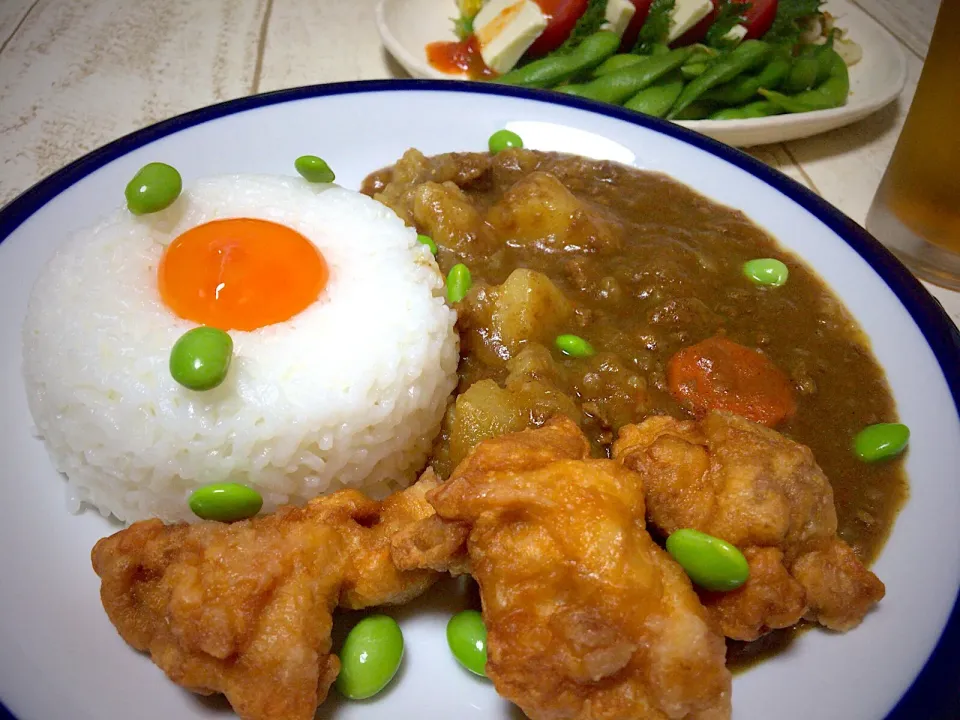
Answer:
[91,473,443,720]
[613,412,885,641]
[394,417,732,720]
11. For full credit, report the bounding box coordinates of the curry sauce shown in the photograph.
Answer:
[363,148,907,664]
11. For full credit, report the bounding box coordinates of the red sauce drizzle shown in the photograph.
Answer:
[426,36,497,80]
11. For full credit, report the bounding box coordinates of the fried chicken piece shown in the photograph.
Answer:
[613,412,885,641]
[393,417,731,720]
[91,473,443,720]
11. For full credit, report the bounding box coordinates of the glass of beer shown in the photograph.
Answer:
[866,0,960,290]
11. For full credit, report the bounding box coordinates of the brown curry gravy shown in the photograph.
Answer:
[362,148,907,667]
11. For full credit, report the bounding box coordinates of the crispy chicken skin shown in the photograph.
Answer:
[393,417,732,720]
[91,473,444,720]
[613,412,885,641]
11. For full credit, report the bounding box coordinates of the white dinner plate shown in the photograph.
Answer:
[0,81,957,720]
[376,0,908,147]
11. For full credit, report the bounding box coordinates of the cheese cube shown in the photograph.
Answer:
[474,0,548,74]
[666,0,714,43]
[723,24,748,43]
[601,0,637,38]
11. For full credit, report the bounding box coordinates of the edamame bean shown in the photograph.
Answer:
[854,423,910,462]
[556,333,595,357]
[169,326,233,391]
[447,263,472,303]
[488,129,523,154]
[125,162,182,215]
[295,155,336,183]
[417,233,438,255]
[189,482,263,522]
[447,610,488,677]
[743,258,789,287]
[666,529,749,592]
[336,615,404,700]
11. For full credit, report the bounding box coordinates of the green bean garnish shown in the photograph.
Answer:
[446,263,472,303]
[488,130,523,154]
[336,616,404,700]
[555,334,595,357]
[189,483,263,522]
[295,155,336,183]
[417,233,438,255]
[169,327,233,391]
[125,163,182,215]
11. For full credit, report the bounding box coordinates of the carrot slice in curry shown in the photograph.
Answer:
[667,335,797,427]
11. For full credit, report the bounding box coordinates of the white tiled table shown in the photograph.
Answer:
[0,0,955,321]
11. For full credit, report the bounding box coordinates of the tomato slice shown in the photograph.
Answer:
[740,0,778,39]
[527,0,589,57]
[673,0,779,46]
[672,0,720,46]
[619,0,655,52]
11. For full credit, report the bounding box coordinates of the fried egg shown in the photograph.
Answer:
[23,173,459,523]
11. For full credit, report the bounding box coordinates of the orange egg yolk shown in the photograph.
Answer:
[158,218,327,331]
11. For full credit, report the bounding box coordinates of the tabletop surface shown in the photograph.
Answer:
[0,0,955,322]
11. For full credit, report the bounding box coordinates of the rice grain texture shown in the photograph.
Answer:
[22,175,459,523]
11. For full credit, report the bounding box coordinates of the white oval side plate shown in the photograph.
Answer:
[376,0,908,147]
[0,83,957,720]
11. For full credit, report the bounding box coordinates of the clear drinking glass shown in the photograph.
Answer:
[866,0,960,290]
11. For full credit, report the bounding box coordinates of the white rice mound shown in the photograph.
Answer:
[22,175,459,523]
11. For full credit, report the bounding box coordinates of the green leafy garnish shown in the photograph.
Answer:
[452,13,474,41]
[763,0,824,45]
[632,0,676,55]
[555,0,610,54]
[452,0,483,41]
[705,1,749,48]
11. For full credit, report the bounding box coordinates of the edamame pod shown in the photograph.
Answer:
[625,76,685,118]
[759,49,849,113]
[708,100,783,120]
[673,100,715,120]
[668,40,771,119]
[681,62,709,80]
[559,47,692,105]
[813,39,838,85]
[783,50,819,93]
[496,31,621,88]
[705,52,791,106]
[593,53,646,76]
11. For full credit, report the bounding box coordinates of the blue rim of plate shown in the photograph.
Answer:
[0,79,957,720]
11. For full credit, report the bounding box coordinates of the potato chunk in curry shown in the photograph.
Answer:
[460,268,573,365]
